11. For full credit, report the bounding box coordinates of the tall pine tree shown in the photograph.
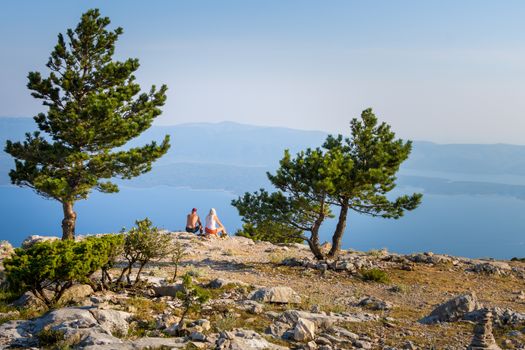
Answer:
[5,9,170,240]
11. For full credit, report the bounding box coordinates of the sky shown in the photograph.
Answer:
[1,0,525,144]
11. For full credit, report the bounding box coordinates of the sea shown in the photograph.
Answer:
[1,184,524,260]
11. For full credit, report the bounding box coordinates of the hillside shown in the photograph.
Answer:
[1,234,525,349]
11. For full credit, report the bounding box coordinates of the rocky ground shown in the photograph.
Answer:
[1,233,525,349]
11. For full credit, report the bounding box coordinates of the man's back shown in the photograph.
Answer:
[186,213,199,227]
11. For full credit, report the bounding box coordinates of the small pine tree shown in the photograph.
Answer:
[119,218,172,285]
[176,273,210,333]
[171,239,187,281]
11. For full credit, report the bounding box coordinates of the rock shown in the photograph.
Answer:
[354,340,373,349]
[279,310,378,328]
[208,278,233,289]
[126,336,187,349]
[358,296,393,311]
[11,291,47,309]
[190,331,207,341]
[217,328,288,349]
[0,241,14,261]
[165,323,181,336]
[419,292,481,324]
[208,278,247,289]
[315,336,332,345]
[235,236,256,245]
[266,320,291,338]
[407,252,452,265]
[305,340,319,349]
[10,284,93,309]
[239,300,264,314]
[1,307,111,348]
[61,284,94,304]
[318,345,333,350]
[293,318,316,341]
[21,235,59,248]
[250,286,301,304]
[77,330,124,347]
[464,306,525,326]
[469,261,512,275]
[402,341,418,350]
[467,309,502,350]
[193,319,211,331]
[0,320,37,348]
[152,283,184,297]
[90,309,131,336]
[329,326,359,340]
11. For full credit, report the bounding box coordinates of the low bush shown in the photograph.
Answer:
[118,218,173,285]
[235,222,304,244]
[360,268,390,283]
[3,235,123,308]
[37,327,65,347]
[176,273,210,333]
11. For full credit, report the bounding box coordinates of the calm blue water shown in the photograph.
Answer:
[1,185,524,259]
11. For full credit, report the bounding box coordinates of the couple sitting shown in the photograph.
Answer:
[185,208,227,238]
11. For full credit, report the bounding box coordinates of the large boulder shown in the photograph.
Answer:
[61,284,94,304]
[419,292,482,324]
[10,284,93,309]
[0,305,189,349]
[250,286,301,304]
[90,309,132,336]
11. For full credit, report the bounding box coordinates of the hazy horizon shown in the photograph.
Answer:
[1,1,525,145]
[2,115,525,147]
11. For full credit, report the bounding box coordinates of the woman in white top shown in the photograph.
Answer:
[204,208,227,237]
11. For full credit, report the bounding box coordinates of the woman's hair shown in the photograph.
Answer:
[207,208,216,217]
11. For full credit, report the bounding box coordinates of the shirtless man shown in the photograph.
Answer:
[185,208,203,234]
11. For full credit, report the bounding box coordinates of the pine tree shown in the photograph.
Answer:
[4,9,170,240]
[323,109,422,258]
[233,108,421,260]
[232,147,337,259]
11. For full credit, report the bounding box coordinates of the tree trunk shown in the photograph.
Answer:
[308,215,326,260]
[134,262,147,284]
[61,201,77,240]
[328,202,349,258]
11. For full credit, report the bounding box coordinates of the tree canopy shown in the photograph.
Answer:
[4,9,170,239]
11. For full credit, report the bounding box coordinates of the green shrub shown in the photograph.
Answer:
[360,268,390,283]
[176,273,210,333]
[3,236,122,308]
[235,222,303,244]
[118,218,173,285]
[37,327,65,347]
[88,234,125,289]
[171,239,187,281]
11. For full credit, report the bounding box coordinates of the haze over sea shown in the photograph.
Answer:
[2,118,525,259]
